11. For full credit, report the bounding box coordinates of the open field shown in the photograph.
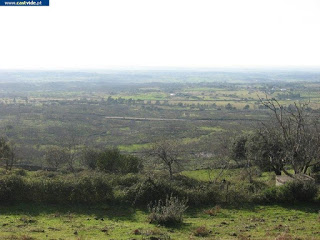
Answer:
[0,167,318,240]
[0,203,319,240]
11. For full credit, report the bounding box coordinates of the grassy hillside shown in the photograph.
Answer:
[0,203,319,240]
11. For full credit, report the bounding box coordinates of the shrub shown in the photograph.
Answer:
[97,148,143,174]
[111,173,141,187]
[121,155,143,174]
[126,175,222,206]
[279,180,318,203]
[312,173,320,184]
[258,186,278,203]
[0,172,114,204]
[27,175,114,204]
[81,148,99,170]
[193,226,210,237]
[127,177,179,205]
[183,185,220,206]
[0,175,26,203]
[14,169,27,176]
[204,205,221,216]
[148,195,188,226]
[223,182,254,204]
[258,180,318,203]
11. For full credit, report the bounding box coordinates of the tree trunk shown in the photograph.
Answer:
[168,163,173,179]
[283,168,294,178]
[274,168,282,175]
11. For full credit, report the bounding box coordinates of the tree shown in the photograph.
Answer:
[0,137,15,171]
[230,135,247,163]
[96,148,142,173]
[243,104,250,110]
[97,148,122,172]
[81,147,99,170]
[225,103,234,110]
[246,131,285,175]
[45,146,68,169]
[61,129,82,172]
[257,97,320,176]
[230,135,256,183]
[149,140,180,179]
[207,136,231,183]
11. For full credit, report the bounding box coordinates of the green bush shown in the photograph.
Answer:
[96,148,143,174]
[127,177,177,205]
[312,173,320,184]
[183,185,221,206]
[126,175,221,206]
[81,148,100,170]
[148,195,188,226]
[258,186,278,203]
[13,169,27,176]
[27,176,114,204]
[258,180,318,203]
[111,173,141,187]
[0,175,25,203]
[277,180,318,203]
[0,173,114,204]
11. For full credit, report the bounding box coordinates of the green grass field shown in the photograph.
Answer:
[0,204,319,240]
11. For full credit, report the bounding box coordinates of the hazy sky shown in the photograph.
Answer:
[0,0,319,70]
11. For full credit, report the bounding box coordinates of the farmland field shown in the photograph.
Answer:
[1,70,320,169]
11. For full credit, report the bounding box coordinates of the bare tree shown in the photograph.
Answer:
[81,147,99,170]
[45,146,68,169]
[61,128,82,172]
[230,134,257,183]
[259,97,320,177]
[149,139,181,179]
[207,136,231,183]
[0,137,15,171]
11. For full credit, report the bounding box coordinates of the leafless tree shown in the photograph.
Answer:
[0,137,15,171]
[45,146,68,169]
[207,136,231,183]
[259,96,320,177]
[61,128,82,172]
[149,139,181,179]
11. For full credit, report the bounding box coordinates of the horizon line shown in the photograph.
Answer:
[1,65,320,72]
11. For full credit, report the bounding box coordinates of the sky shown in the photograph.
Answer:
[0,0,320,70]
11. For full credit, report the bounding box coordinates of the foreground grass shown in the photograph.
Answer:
[0,204,319,240]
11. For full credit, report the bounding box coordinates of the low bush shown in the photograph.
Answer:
[0,175,25,203]
[258,180,318,203]
[127,177,178,205]
[277,180,318,203]
[0,173,114,204]
[183,185,221,206]
[28,175,114,204]
[96,148,143,174]
[3,169,316,206]
[127,175,221,206]
[204,205,221,216]
[193,225,211,237]
[258,186,278,203]
[148,195,188,226]
[13,169,27,176]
